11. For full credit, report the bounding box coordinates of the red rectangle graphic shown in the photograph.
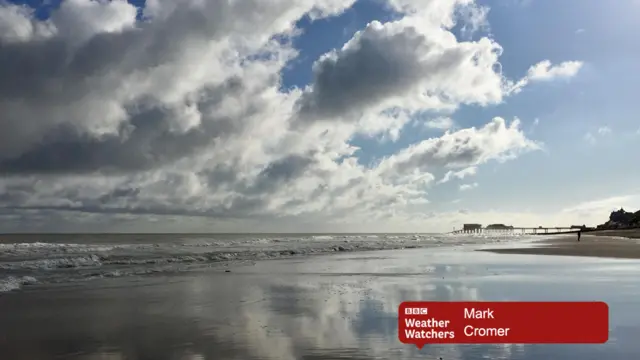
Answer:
[398,301,608,348]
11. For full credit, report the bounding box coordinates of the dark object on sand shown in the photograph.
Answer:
[577,231,581,242]
[225,270,231,273]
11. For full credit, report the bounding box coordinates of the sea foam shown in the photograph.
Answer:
[0,233,534,292]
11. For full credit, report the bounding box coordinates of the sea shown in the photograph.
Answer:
[0,232,536,293]
[3,233,640,359]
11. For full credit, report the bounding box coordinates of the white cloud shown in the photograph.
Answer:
[438,166,477,184]
[459,182,478,191]
[527,60,583,81]
[575,28,585,35]
[0,2,57,43]
[597,126,612,135]
[295,18,509,124]
[561,195,639,215]
[0,0,576,231]
[425,117,455,130]
[377,117,540,176]
[509,60,583,94]
[457,2,490,38]
[584,132,597,145]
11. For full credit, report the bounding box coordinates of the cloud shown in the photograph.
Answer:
[0,116,537,228]
[0,2,57,43]
[459,182,478,191]
[457,2,490,38]
[527,60,583,81]
[0,0,357,174]
[561,195,639,216]
[509,60,583,94]
[294,18,507,124]
[584,132,596,145]
[597,126,612,135]
[425,117,455,130]
[575,28,585,34]
[377,117,540,176]
[437,166,477,184]
[0,0,573,231]
[584,126,611,144]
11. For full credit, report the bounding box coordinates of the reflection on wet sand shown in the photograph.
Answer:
[1,249,639,360]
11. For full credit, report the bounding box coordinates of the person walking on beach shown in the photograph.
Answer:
[577,230,581,242]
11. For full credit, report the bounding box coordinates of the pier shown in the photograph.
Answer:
[449,223,593,235]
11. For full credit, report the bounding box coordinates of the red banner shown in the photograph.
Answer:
[398,301,608,348]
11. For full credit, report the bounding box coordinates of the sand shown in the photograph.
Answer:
[1,246,640,359]
[483,229,640,259]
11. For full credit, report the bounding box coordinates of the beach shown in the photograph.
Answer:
[1,235,640,360]
[483,230,640,259]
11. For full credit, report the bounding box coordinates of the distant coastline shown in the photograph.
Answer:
[481,208,640,259]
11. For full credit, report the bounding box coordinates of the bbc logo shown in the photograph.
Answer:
[405,307,428,315]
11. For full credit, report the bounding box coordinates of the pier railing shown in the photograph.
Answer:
[449,227,587,235]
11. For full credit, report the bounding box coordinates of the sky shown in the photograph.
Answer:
[0,0,639,233]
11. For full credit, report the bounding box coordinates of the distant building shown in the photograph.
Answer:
[463,223,482,231]
[486,224,514,230]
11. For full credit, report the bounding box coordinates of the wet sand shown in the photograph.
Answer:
[586,228,640,239]
[483,230,640,259]
[1,246,640,360]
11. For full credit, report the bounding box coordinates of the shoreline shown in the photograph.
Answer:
[481,229,640,259]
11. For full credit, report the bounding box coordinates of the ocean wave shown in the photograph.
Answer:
[311,235,334,240]
[0,233,536,291]
[0,254,104,270]
[0,239,432,273]
[0,276,38,293]
[0,242,123,257]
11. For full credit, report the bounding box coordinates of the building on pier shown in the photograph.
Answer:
[486,224,514,230]
[463,224,482,232]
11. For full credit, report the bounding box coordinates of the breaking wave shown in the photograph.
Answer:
[0,233,533,293]
[0,276,38,293]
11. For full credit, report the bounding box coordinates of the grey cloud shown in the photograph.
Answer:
[98,187,141,204]
[296,21,430,120]
[0,1,550,231]
[0,0,314,174]
[0,153,319,219]
[0,77,247,175]
[246,154,317,195]
[294,19,506,124]
[394,136,485,173]
[379,117,540,175]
